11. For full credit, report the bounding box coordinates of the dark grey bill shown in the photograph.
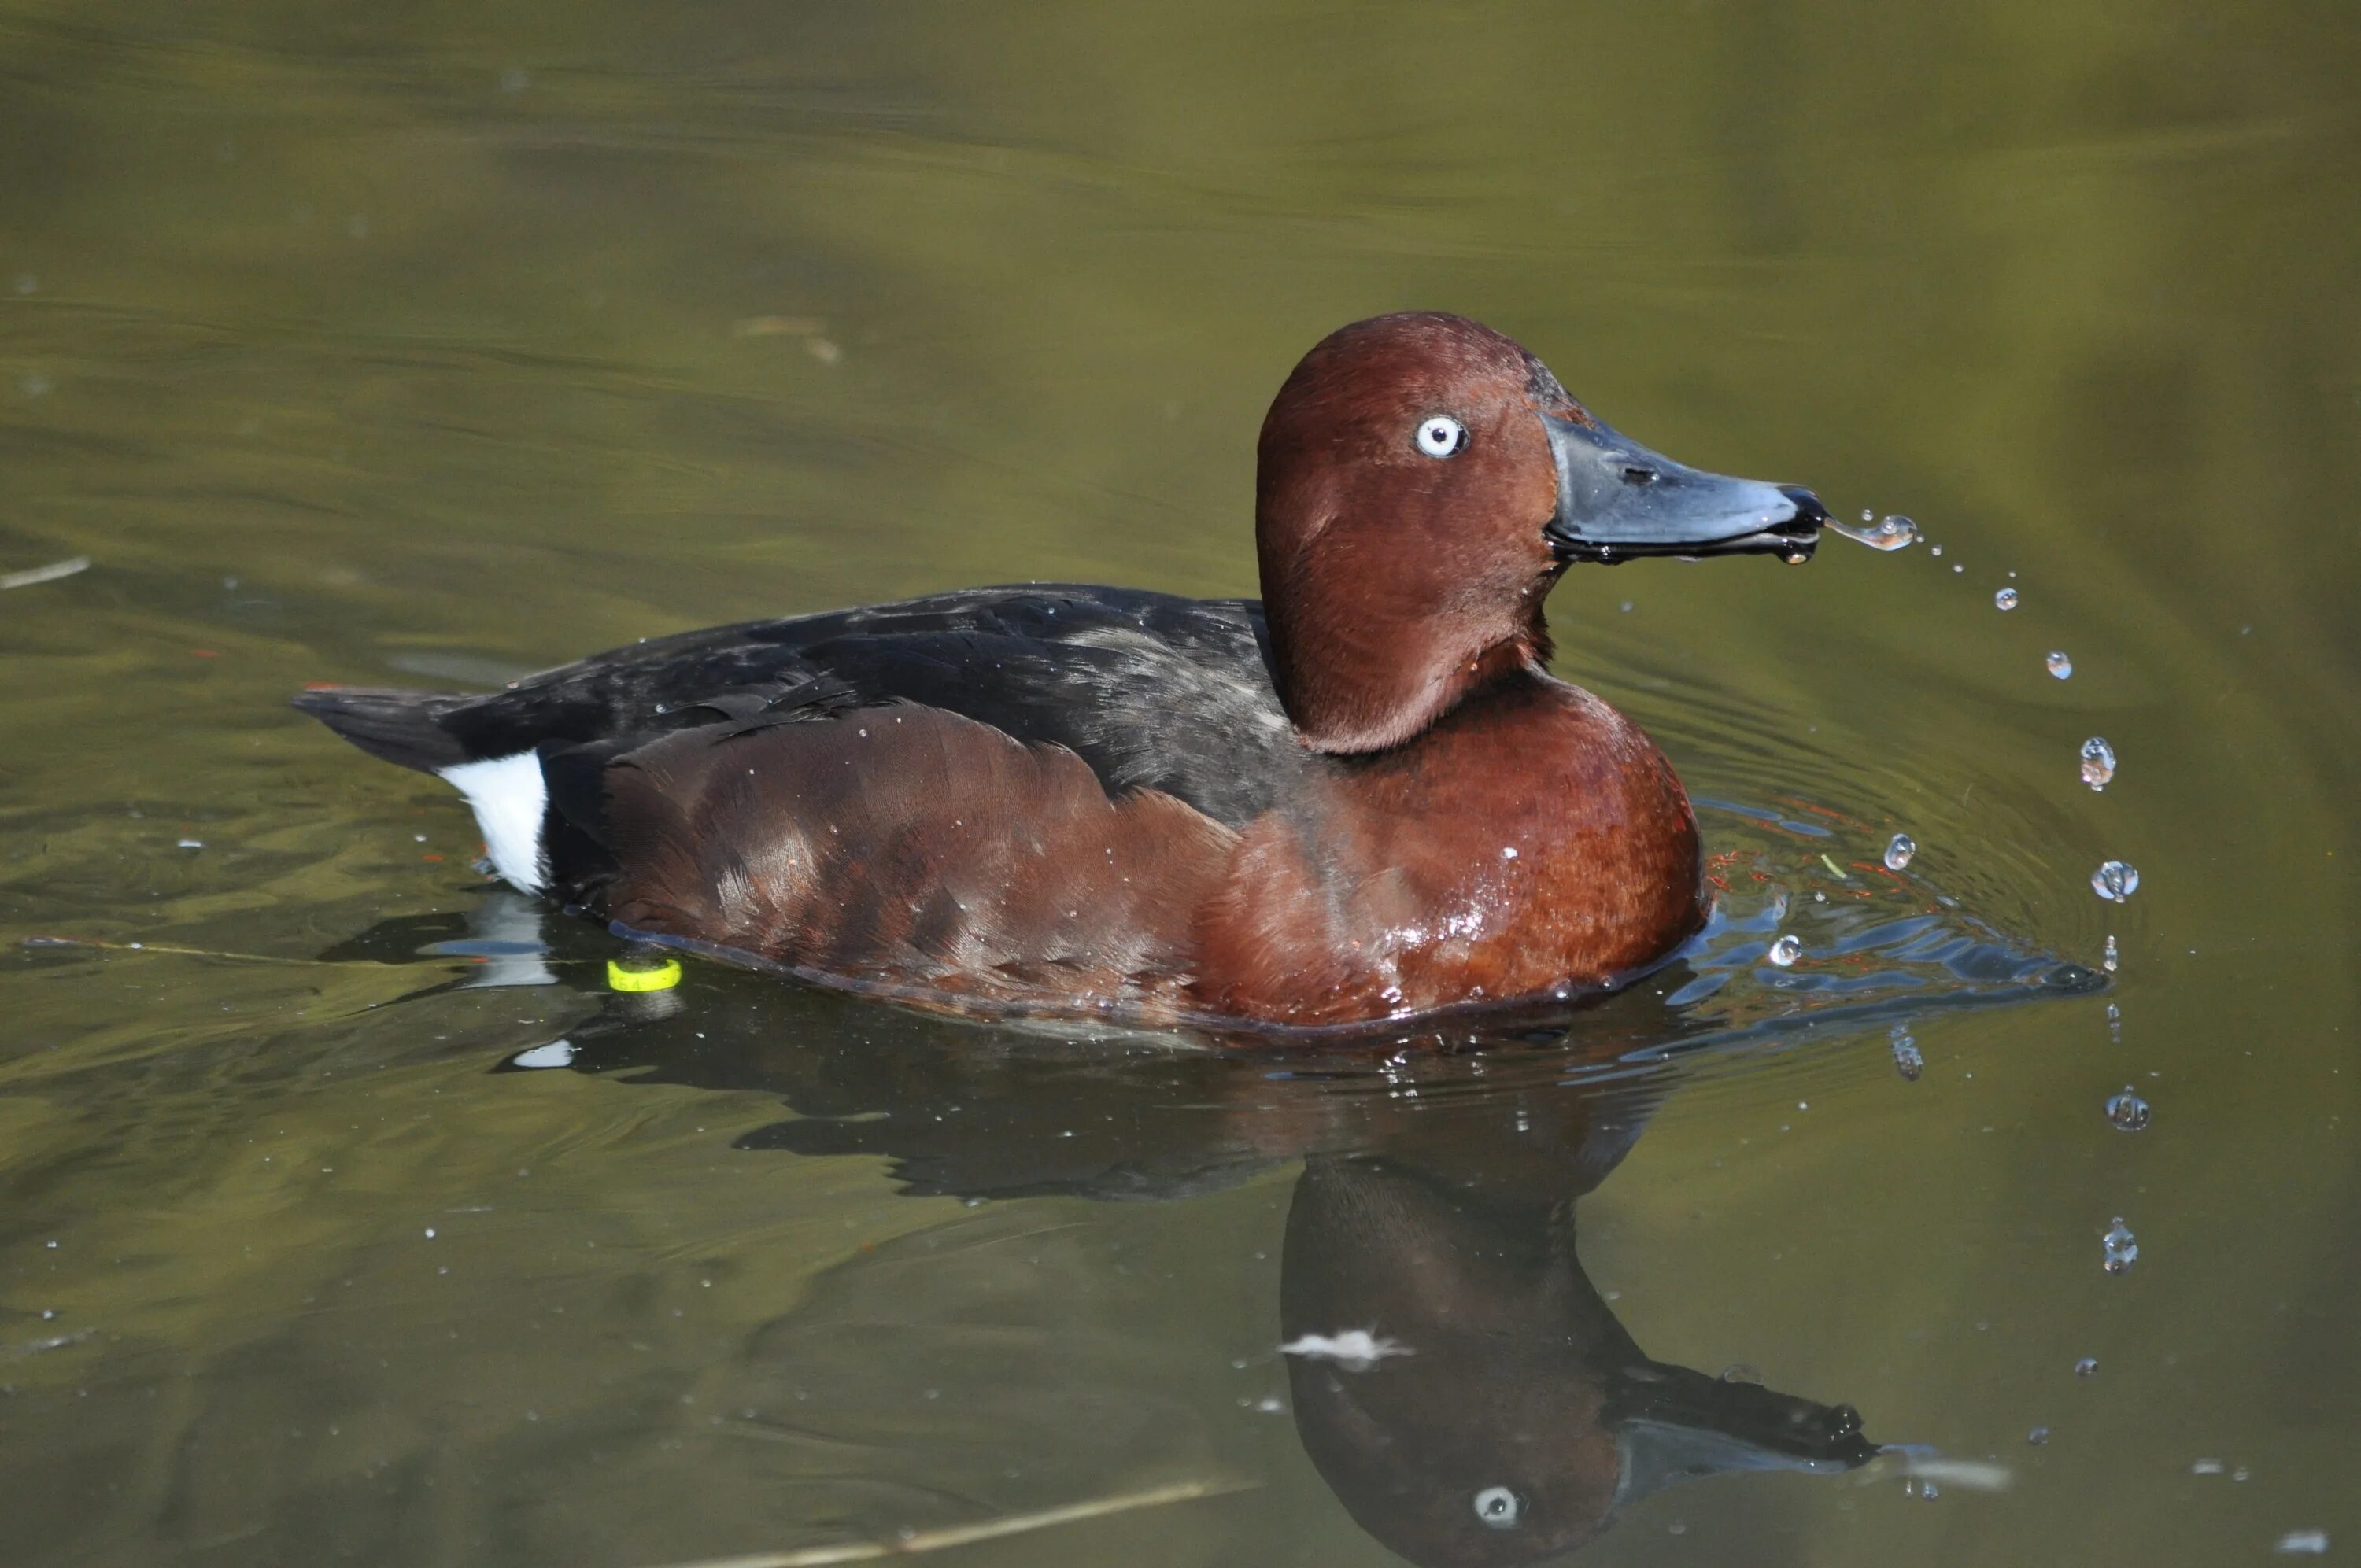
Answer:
[1540,409,1828,565]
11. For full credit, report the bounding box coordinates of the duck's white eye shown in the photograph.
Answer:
[1472,1486,1522,1529]
[1414,415,1468,458]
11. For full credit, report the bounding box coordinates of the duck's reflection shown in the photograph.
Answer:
[508,1021,1864,1556]
[332,898,1875,1563]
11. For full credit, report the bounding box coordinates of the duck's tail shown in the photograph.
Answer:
[291,686,469,774]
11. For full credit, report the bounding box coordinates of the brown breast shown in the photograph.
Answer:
[1188,672,1703,1026]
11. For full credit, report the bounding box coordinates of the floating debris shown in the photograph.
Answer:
[511,1040,578,1070]
[2092,861,2141,903]
[1891,1026,1923,1081]
[1279,1330,1411,1372]
[2080,737,2117,791]
[2046,651,2074,680]
[0,555,89,591]
[1884,833,1917,872]
[2102,935,2119,972]
[2105,1086,2151,1132]
[1828,514,1919,551]
[1994,587,2019,611]
[2102,1217,2139,1274]
[2075,1356,2099,1378]
[1767,934,1801,968]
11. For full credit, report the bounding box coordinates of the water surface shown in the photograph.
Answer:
[3,2,2358,1564]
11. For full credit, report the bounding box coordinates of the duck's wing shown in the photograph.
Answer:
[294,583,1302,832]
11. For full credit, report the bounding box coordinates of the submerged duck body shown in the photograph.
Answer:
[297,313,1826,1033]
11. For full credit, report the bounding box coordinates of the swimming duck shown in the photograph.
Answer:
[297,312,1826,1031]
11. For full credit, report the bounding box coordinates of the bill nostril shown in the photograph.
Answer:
[1620,466,1658,487]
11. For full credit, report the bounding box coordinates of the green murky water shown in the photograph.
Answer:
[4,3,2358,1563]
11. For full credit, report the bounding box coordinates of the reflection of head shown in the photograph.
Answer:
[1282,1154,1873,1566]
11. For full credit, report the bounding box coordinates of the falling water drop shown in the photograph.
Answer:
[2102,934,2119,972]
[2105,1087,2151,1131]
[2102,1217,2139,1274]
[1767,934,1801,968]
[2092,861,2141,902]
[2080,737,2117,791]
[1884,833,1917,872]
[1890,1026,1923,1081]
[1994,587,2019,611]
[2074,1356,2099,1378]
[2046,651,2074,679]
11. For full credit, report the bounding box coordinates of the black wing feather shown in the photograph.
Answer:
[294,585,1302,829]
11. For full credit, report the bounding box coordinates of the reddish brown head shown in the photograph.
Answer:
[1255,312,1828,754]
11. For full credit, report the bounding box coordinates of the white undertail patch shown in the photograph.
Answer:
[438,751,548,894]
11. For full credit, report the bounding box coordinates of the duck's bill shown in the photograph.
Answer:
[1608,1364,1878,1510]
[1539,410,1828,565]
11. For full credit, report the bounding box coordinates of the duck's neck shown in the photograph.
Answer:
[1259,520,1564,754]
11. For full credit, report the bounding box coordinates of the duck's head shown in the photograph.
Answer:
[1256,312,1827,753]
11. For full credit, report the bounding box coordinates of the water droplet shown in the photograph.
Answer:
[1930,544,1944,557]
[2075,1356,2099,1378]
[1994,587,2019,611]
[2028,1426,2050,1445]
[2105,1086,2151,1131]
[2193,1459,2226,1476]
[1884,833,1916,871]
[2102,1217,2138,1274]
[1890,1026,1923,1081]
[1767,934,1801,968]
[1719,1364,1764,1385]
[2080,737,2117,790]
[2276,1529,2330,1555]
[1828,514,1919,551]
[2091,861,2141,902]
[2046,651,2074,679]
[2102,934,2119,972]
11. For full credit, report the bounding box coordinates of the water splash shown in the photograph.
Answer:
[1884,833,1917,872]
[2104,1086,2151,1131]
[2102,934,2119,972]
[1828,514,1919,551]
[2080,737,2117,791]
[2102,1217,2139,1274]
[1994,587,2019,611]
[2046,651,2074,680]
[1890,1025,1923,1081]
[2091,861,2141,903]
[1767,934,1802,968]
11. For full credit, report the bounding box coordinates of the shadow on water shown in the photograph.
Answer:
[309,829,2092,1565]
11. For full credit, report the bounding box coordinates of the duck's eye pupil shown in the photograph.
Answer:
[1416,416,1466,458]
